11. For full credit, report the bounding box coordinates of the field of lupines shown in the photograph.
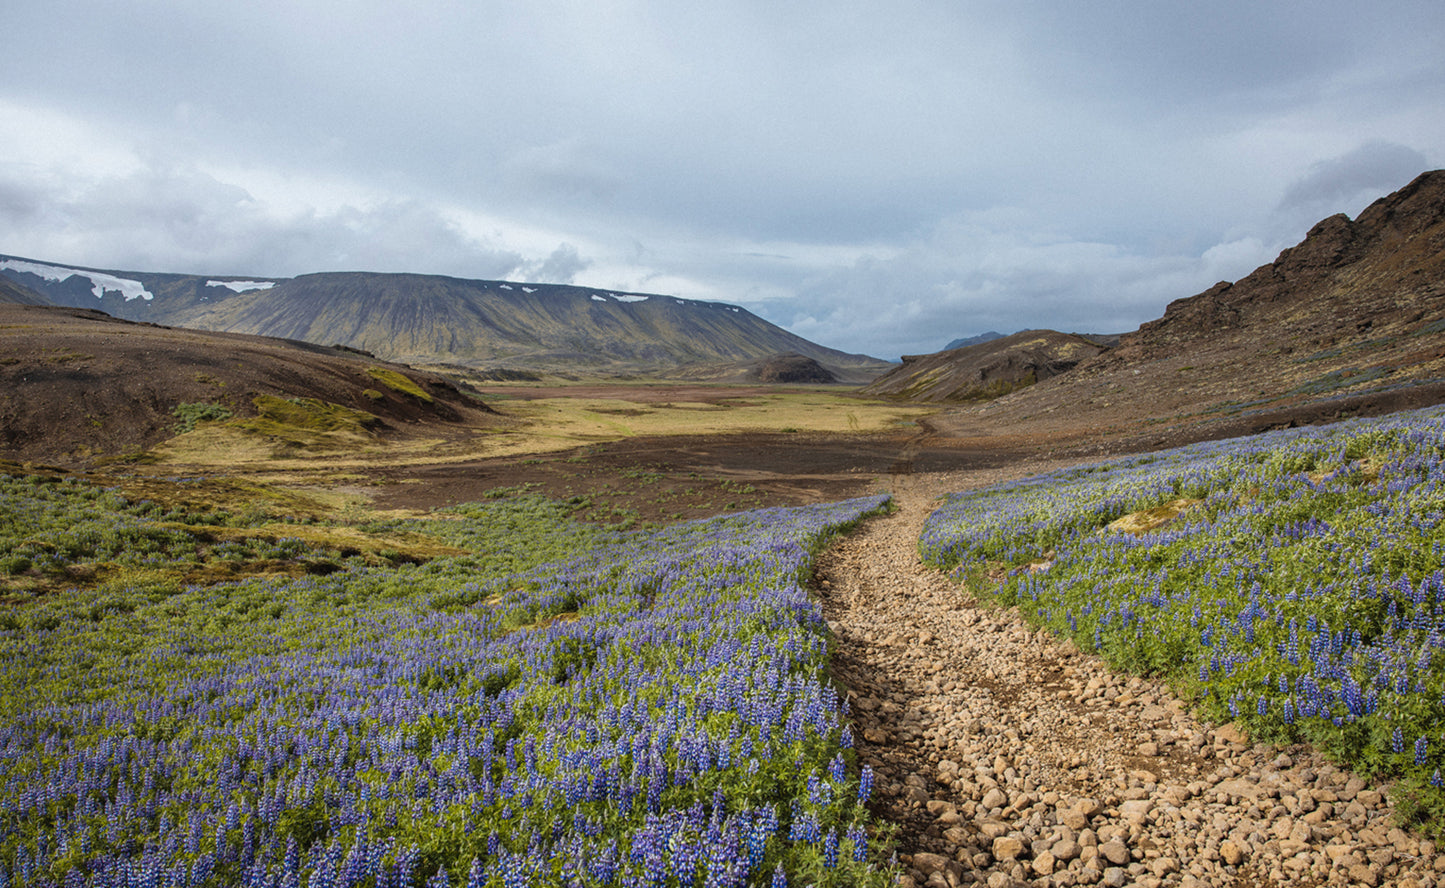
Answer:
[0,476,893,888]
[920,405,1445,831]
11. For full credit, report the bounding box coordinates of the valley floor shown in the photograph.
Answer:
[818,468,1441,888]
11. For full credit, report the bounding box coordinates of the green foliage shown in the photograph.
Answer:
[171,401,233,433]
[921,408,1445,830]
[0,471,895,885]
[366,366,433,402]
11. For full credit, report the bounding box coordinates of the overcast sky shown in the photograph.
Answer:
[2,2,1442,358]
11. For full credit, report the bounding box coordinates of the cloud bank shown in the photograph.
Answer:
[1,1,1442,357]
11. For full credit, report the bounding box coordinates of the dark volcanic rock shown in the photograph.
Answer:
[752,353,837,384]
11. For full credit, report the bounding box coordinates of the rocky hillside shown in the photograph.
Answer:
[862,330,1108,402]
[0,259,890,379]
[931,169,1445,450]
[0,304,497,466]
[0,275,47,305]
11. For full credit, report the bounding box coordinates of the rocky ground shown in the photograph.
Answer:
[816,466,1443,888]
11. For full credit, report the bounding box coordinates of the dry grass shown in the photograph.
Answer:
[1106,498,1202,535]
[147,390,934,471]
[486,391,932,452]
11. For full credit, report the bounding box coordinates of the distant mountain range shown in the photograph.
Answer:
[0,259,891,382]
[942,331,1005,351]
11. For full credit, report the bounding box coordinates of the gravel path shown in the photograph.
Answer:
[816,467,1442,888]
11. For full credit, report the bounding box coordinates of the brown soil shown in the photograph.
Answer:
[370,428,1034,524]
[0,304,497,466]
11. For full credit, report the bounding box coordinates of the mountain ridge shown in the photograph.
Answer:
[925,169,1445,450]
[0,258,890,381]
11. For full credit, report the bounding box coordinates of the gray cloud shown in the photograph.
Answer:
[0,160,526,279]
[1279,141,1431,217]
[526,243,590,284]
[1,1,1442,357]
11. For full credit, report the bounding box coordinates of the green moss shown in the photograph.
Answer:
[366,367,433,403]
[171,401,234,433]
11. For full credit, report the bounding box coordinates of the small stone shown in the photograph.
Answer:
[1051,839,1081,862]
[1102,866,1128,888]
[1220,840,1245,866]
[1120,799,1154,822]
[993,836,1026,862]
[1139,741,1159,757]
[1075,798,1104,817]
[986,873,1013,888]
[1099,840,1130,865]
[1033,850,1057,875]
[982,787,1008,810]
[1348,864,1380,887]
[912,852,951,875]
[1214,722,1249,745]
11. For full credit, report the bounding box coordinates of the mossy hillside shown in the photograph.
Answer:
[366,366,433,402]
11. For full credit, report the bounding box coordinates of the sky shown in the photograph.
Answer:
[2,2,1442,360]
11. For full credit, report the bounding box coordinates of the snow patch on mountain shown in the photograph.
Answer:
[206,280,276,293]
[0,258,153,301]
[613,294,648,303]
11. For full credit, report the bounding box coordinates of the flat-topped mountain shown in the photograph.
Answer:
[0,258,891,380]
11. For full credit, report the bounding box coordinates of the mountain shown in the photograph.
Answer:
[0,273,47,305]
[942,331,1006,351]
[928,169,1445,450]
[0,258,891,380]
[862,330,1108,402]
[0,304,496,466]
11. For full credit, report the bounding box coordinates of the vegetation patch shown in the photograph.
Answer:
[366,365,434,402]
[1287,366,1393,396]
[0,471,463,599]
[0,477,895,886]
[171,401,234,433]
[921,406,1445,836]
[230,394,381,454]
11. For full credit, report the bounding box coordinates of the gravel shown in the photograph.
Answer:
[816,467,1442,888]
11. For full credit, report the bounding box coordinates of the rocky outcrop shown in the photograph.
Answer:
[862,330,1108,402]
[925,170,1445,452]
[1117,169,1445,363]
[752,353,837,384]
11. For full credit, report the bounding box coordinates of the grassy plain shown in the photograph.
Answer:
[147,385,931,471]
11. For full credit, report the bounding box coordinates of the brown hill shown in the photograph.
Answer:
[671,352,857,384]
[930,169,1445,451]
[752,354,838,384]
[0,305,496,466]
[862,330,1108,402]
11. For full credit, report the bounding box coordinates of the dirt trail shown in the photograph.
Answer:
[817,469,1440,888]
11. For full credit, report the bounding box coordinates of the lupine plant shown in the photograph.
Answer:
[920,405,1445,832]
[0,482,893,887]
